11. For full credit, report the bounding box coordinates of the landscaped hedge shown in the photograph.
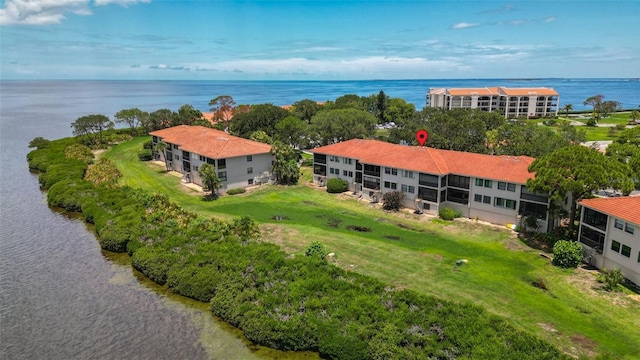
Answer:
[326,178,348,193]
[27,136,568,360]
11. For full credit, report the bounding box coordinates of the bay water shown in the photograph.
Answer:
[1,79,638,359]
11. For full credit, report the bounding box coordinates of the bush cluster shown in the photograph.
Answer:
[438,207,462,220]
[27,137,568,359]
[137,149,153,161]
[599,268,625,291]
[382,190,404,211]
[552,240,583,268]
[227,187,246,195]
[326,178,349,193]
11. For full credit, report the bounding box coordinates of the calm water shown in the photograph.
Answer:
[0,79,639,359]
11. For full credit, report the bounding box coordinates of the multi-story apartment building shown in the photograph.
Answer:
[578,197,640,285]
[150,125,273,192]
[312,139,551,231]
[426,87,559,118]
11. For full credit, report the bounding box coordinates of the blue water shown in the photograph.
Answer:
[2,79,638,123]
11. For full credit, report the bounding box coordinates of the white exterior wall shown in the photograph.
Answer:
[188,152,273,192]
[325,155,358,191]
[468,179,520,226]
[582,212,640,286]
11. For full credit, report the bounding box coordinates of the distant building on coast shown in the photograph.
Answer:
[426,87,559,119]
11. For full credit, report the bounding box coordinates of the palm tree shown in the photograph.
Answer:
[270,141,300,185]
[197,163,221,198]
[154,141,170,171]
[560,103,573,118]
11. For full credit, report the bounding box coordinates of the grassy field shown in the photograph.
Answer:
[106,137,640,359]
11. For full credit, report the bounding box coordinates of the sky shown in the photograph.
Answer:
[1,0,639,80]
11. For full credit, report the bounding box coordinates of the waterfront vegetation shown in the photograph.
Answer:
[27,134,640,359]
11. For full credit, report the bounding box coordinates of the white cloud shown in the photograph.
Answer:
[543,16,556,23]
[0,0,150,25]
[0,0,91,25]
[451,22,481,30]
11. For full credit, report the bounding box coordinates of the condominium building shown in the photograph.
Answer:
[426,87,559,118]
[150,125,273,192]
[312,139,552,231]
[578,197,640,285]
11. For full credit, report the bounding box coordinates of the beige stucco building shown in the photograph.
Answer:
[150,125,273,192]
[426,87,559,118]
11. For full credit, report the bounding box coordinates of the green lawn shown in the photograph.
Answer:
[106,137,640,359]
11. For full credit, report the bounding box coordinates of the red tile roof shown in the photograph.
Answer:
[150,125,271,159]
[312,139,535,183]
[431,86,558,97]
[579,197,640,225]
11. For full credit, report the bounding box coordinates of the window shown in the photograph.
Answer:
[419,173,438,187]
[621,245,631,258]
[408,186,415,194]
[447,188,469,204]
[384,181,397,190]
[519,201,548,220]
[583,208,608,231]
[475,178,484,187]
[248,179,254,185]
[314,153,327,164]
[625,223,635,235]
[199,155,205,161]
[313,164,326,176]
[402,170,414,178]
[498,182,506,190]
[247,155,252,162]
[402,184,408,193]
[495,198,516,209]
[579,225,605,252]
[385,167,398,175]
[611,240,621,253]
[419,187,438,202]
[423,203,431,210]
[247,167,253,174]
[520,186,548,203]
[329,168,337,175]
[217,159,226,169]
[484,180,492,188]
[363,164,381,177]
[474,194,482,202]
[329,155,339,162]
[483,196,491,204]
[194,166,199,171]
[507,183,516,192]
[218,171,227,181]
[343,170,353,177]
[614,219,624,230]
[343,158,352,165]
[207,158,215,164]
[448,175,470,189]
[173,144,178,149]
[638,251,640,263]
[175,155,180,160]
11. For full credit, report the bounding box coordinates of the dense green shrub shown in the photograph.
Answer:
[305,241,327,260]
[226,187,246,195]
[382,190,403,211]
[137,148,153,161]
[599,268,625,291]
[552,240,583,268]
[28,137,51,149]
[64,143,94,163]
[326,178,349,193]
[84,158,122,187]
[38,159,87,188]
[439,207,462,220]
[142,140,154,149]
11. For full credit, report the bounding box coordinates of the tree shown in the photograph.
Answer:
[600,100,621,118]
[383,98,416,124]
[527,145,634,235]
[144,108,174,132]
[560,103,573,118]
[382,191,403,211]
[310,108,377,146]
[376,90,389,123]
[172,104,203,126]
[292,99,321,123]
[270,141,300,185]
[71,114,114,146]
[275,116,308,148]
[606,127,640,182]
[583,95,604,121]
[630,110,640,122]
[198,163,221,197]
[154,141,170,171]
[249,130,273,144]
[115,108,148,135]
[208,95,236,126]
[28,137,50,149]
[230,103,289,138]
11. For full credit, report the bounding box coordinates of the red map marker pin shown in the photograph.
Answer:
[416,129,429,146]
